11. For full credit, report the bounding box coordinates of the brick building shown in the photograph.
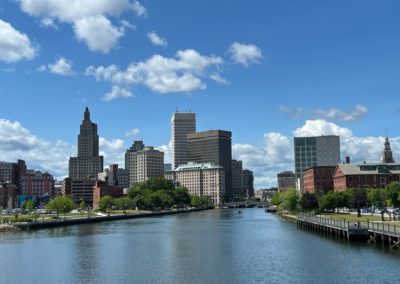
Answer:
[92,181,123,210]
[303,166,336,194]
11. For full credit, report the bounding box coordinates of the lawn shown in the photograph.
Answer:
[321,213,383,222]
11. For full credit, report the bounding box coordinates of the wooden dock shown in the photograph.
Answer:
[297,213,400,248]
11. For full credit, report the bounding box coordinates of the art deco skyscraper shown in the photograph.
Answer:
[69,107,104,179]
[381,136,395,163]
[171,111,196,169]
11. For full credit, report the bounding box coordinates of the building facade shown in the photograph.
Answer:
[187,130,232,201]
[294,135,340,191]
[92,181,123,210]
[63,178,96,205]
[125,141,164,186]
[0,160,26,194]
[303,166,336,194]
[232,160,243,199]
[242,169,254,198]
[69,107,104,179]
[20,170,55,197]
[277,171,296,192]
[0,183,18,209]
[165,162,225,206]
[171,112,196,169]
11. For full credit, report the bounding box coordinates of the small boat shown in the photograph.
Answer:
[238,210,242,214]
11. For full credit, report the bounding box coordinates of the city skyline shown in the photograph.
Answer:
[1,1,400,188]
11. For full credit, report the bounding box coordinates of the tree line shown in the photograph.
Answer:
[271,181,400,215]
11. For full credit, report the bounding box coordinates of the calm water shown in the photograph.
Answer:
[1,209,400,284]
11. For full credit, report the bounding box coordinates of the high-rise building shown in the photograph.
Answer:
[232,160,243,199]
[125,141,164,186]
[165,162,225,206]
[69,107,104,179]
[381,136,395,163]
[277,171,296,192]
[242,169,254,198]
[0,159,26,194]
[171,112,196,169]
[294,135,340,191]
[187,130,232,201]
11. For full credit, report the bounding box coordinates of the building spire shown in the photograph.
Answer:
[84,107,90,121]
[381,135,395,163]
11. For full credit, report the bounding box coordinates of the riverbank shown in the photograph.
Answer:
[279,213,297,223]
[12,207,213,231]
[0,224,20,232]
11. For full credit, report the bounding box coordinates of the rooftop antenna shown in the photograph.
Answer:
[386,128,388,137]
[176,106,179,112]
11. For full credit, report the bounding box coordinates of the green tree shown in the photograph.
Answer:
[98,196,115,213]
[115,197,135,213]
[367,188,386,208]
[80,200,86,212]
[349,188,368,217]
[300,192,319,211]
[150,190,173,210]
[25,200,35,211]
[271,192,282,206]
[190,195,212,208]
[171,187,191,208]
[385,182,400,208]
[280,189,300,213]
[318,191,338,212]
[46,196,74,219]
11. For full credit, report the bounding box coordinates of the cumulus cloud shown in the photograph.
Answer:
[156,141,172,164]
[147,31,168,47]
[210,73,230,85]
[102,86,133,102]
[315,104,368,122]
[234,119,399,189]
[48,57,74,75]
[99,137,126,167]
[125,128,140,137]
[0,19,36,63]
[18,0,146,53]
[86,49,223,93]
[228,42,262,67]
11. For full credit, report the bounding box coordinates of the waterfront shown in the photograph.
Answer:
[1,209,400,284]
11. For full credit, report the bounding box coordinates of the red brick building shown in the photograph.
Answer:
[333,163,400,192]
[93,181,123,209]
[303,166,336,194]
[20,170,55,197]
[0,183,18,209]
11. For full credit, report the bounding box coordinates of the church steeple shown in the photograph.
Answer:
[381,135,395,163]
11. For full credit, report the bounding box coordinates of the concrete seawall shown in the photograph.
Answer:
[15,207,213,231]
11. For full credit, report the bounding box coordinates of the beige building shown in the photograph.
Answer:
[165,162,225,206]
[125,142,164,186]
[171,112,196,169]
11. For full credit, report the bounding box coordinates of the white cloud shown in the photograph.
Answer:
[73,16,123,53]
[315,104,368,122]
[156,141,172,164]
[233,119,399,189]
[210,73,230,85]
[48,57,74,76]
[228,42,262,67]
[278,105,304,119]
[86,49,223,93]
[147,31,168,47]
[18,0,146,53]
[102,86,133,102]
[125,128,140,137]
[40,17,58,29]
[0,19,36,63]
[99,137,126,167]
[120,19,136,30]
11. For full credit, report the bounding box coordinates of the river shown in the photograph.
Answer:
[0,209,399,284]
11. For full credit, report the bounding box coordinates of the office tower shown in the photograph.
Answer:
[294,135,340,191]
[242,169,254,198]
[381,136,395,163]
[187,130,232,201]
[171,112,196,169]
[165,162,225,206]
[277,171,296,192]
[69,107,104,179]
[231,160,243,199]
[125,141,164,186]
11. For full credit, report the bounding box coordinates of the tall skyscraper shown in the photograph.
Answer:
[171,112,196,169]
[381,136,395,163]
[294,135,340,191]
[187,130,232,201]
[125,141,164,187]
[69,107,104,179]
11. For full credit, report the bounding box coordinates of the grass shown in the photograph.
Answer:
[321,213,383,222]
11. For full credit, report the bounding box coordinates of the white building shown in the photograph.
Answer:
[171,112,196,169]
[165,162,225,206]
[125,143,164,186]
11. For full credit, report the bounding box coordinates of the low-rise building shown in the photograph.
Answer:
[20,170,55,197]
[303,166,335,194]
[165,162,225,206]
[92,181,123,210]
[277,171,296,192]
[333,163,400,192]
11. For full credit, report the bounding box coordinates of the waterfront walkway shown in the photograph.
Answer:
[297,213,400,249]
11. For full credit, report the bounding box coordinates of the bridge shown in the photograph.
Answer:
[222,201,268,208]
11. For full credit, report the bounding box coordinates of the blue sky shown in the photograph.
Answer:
[1,0,400,188]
